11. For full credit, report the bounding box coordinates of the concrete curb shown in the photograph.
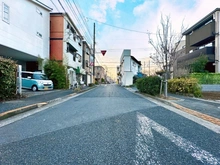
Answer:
[0,86,96,121]
[0,103,47,120]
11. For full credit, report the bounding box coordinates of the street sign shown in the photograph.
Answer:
[101,50,107,56]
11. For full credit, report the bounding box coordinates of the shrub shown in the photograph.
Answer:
[168,77,202,97]
[44,60,68,89]
[190,73,220,84]
[0,57,17,100]
[136,76,161,96]
[88,83,95,87]
[190,54,208,73]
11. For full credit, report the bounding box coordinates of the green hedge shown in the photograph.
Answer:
[136,76,161,96]
[190,73,220,84]
[0,57,17,100]
[44,60,68,89]
[168,78,202,97]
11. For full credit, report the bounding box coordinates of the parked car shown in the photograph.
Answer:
[21,71,53,91]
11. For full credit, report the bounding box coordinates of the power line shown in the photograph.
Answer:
[86,17,151,35]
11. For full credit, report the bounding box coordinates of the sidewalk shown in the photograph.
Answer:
[127,87,220,125]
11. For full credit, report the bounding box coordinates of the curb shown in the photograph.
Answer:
[0,103,47,120]
[0,86,97,121]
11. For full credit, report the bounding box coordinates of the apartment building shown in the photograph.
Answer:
[177,8,220,74]
[0,0,52,71]
[82,41,93,85]
[50,12,88,88]
[118,49,142,86]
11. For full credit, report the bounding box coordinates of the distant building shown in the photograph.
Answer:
[95,66,106,83]
[118,49,142,86]
[0,0,52,71]
[178,8,220,74]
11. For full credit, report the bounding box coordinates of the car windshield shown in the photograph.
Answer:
[33,73,48,80]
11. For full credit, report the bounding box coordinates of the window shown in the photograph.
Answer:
[36,8,42,16]
[86,60,89,67]
[73,53,76,61]
[36,32,42,38]
[2,2,9,23]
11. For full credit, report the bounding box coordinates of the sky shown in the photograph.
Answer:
[40,0,220,79]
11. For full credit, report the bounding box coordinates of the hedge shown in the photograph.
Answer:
[190,73,220,84]
[0,57,17,100]
[136,76,161,96]
[168,77,202,97]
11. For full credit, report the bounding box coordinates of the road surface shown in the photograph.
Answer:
[0,84,220,164]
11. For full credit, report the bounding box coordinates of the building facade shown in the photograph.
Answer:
[50,12,87,88]
[82,41,93,85]
[118,49,142,86]
[0,0,51,71]
[177,8,220,74]
[94,66,106,83]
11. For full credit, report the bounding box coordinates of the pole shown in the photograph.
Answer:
[165,52,168,98]
[93,23,95,79]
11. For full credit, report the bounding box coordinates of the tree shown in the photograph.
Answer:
[148,14,185,97]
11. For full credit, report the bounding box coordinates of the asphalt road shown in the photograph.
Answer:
[0,84,220,164]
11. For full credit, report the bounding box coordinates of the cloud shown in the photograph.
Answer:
[89,0,124,22]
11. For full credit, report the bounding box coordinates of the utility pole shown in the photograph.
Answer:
[93,23,95,80]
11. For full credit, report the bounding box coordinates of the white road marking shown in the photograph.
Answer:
[136,112,220,165]
[135,112,160,165]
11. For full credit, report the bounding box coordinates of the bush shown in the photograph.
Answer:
[190,73,220,84]
[136,76,161,96]
[168,77,202,97]
[88,83,95,87]
[190,54,208,73]
[0,57,17,100]
[44,60,68,89]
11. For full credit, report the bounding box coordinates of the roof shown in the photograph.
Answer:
[183,8,220,35]
[131,56,141,66]
[30,0,52,11]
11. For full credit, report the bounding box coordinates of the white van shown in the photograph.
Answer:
[21,71,53,91]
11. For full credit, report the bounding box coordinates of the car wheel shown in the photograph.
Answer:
[32,85,38,92]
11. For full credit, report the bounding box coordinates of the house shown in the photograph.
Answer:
[177,8,220,74]
[118,49,142,86]
[0,0,52,71]
[95,66,106,83]
[50,12,87,88]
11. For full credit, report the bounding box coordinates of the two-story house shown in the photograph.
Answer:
[118,49,142,86]
[50,12,87,88]
[0,0,52,71]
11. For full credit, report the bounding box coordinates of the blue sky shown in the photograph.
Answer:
[41,0,220,78]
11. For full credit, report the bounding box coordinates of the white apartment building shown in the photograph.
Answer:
[0,0,52,71]
[118,49,142,86]
[50,12,86,88]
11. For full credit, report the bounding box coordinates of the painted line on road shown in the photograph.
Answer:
[137,95,220,134]
[136,112,220,165]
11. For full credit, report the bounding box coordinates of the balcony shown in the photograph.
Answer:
[187,21,215,47]
[177,47,215,63]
